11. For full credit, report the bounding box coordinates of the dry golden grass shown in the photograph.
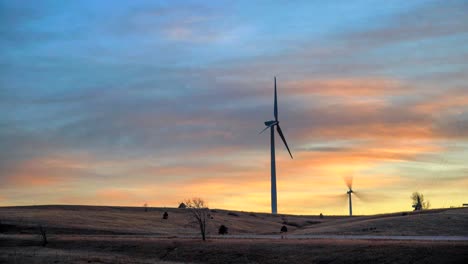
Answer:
[1,205,468,263]
[295,207,468,236]
[0,205,339,236]
[1,205,467,236]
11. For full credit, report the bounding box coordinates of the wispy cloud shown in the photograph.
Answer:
[1,0,467,213]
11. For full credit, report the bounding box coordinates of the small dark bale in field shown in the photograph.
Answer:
[163,212,168,219]
[218,225,228,235]
[281,225,288,233]
[228,212,239,217]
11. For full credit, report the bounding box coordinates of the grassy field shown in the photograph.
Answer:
[1,205,468,263]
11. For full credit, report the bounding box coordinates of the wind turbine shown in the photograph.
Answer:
[260,77,293,214]
[344,175,371,216]
[344,176,355,216]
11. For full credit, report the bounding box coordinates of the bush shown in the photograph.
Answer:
[218,225,228,235]
[280,225,288,233]
[162,212,168,219]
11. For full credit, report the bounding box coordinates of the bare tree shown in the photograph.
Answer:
[411,192,430,211]
[185,198,209,241]
[38,225,48,246]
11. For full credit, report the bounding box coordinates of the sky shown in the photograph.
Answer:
[1,0,467,215]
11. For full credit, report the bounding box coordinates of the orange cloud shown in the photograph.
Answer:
[413,89,468,114]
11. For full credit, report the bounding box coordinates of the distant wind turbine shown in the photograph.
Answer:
[260,77,293,214]
[344,175,370,216]
[344,176,355,216]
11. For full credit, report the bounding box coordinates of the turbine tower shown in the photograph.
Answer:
[260,77,293,214]
[344,176,354,216]
[344,175,369,216]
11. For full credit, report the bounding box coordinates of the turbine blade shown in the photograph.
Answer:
[259,126,270,134]
[344,175,353,189]
[274,77,278,121]
[353,191,371,203]
[276,125,293,159]
[354,191,388,202]
[323,193,348,206]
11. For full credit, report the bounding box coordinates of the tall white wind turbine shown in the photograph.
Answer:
[260,77,293,214]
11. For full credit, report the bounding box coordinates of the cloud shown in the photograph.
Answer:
[1,1,467,213]
[344,1,468,46]
[286,77,408,97]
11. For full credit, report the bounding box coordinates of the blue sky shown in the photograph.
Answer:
[1,0,467,214]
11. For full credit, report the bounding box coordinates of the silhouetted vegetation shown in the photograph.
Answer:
[411,192,430,211]
[185,198,209,241]
[162,212,168,219]
[178,202,187,209]
[38,225,48,246]
[227,212,239,217]
[218,225,228,235]
[280,225,288,232]
[319,213,324,219]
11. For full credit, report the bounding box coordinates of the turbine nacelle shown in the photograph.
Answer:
[347,189,353,194]
[264,120,278,127]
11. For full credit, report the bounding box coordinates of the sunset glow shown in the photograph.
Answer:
[1,0,467,215]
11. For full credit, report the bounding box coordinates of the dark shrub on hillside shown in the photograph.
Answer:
[162,212,168,219]
[280,225,288,233]
[178,203,187,209]
[218,225,228,235]
[228,212,239,217]
[319,213,324,218]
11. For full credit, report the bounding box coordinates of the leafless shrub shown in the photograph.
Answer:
[184,198,209,241]
[38,225,47,246]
